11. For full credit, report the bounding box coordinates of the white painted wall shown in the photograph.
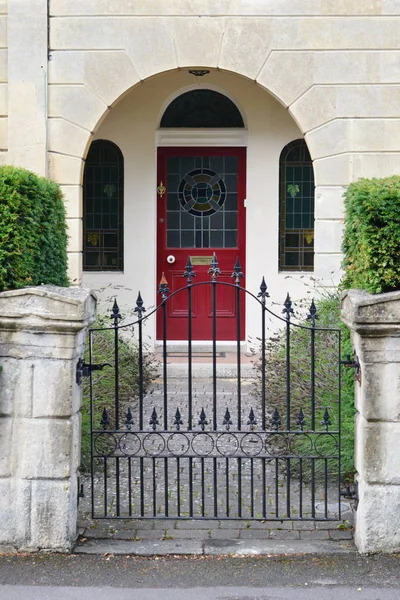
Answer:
[83,69,312,343]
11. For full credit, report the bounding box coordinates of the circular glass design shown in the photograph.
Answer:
[178,169,226,217]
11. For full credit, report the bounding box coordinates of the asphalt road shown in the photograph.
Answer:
[0,553,400,598]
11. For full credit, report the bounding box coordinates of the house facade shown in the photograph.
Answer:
[1,0,400,342]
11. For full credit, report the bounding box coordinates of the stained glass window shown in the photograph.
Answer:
[167,155,238,249]
[160,90,244,128]
[279,140,315,271]
[83,140,123,271]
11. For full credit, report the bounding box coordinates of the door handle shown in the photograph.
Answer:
[167,255,175,264]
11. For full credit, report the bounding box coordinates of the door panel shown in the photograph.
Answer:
[157,147,246,341]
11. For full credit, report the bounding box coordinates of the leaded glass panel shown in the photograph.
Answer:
[279,140,314,271]
[160,90,244,128]
[167,155,238,249]
[83,140,123,271]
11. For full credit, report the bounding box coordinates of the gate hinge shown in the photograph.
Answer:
[76,357,111,385]
[340,354,361,384]
[340,481,359,510]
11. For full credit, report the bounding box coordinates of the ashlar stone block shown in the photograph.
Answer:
[48,152,83,186]
[84,51,140,106]
[315,186,345,220]
[174,16,224,69]
[258,51,314,107]
[356,416,400,485]
[49,85,107,131]
[124,18,177,80]
[355,480,400,553]
[48,118,89,159]
[219,18,272,80]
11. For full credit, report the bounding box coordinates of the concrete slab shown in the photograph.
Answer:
[203,539,355,556]
[74,538,203,556]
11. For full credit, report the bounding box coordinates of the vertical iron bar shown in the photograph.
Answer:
[89,331,95,518]
[262,458,266,518]
[237,457,242,518]
[212,281,217,430]
[261,304,266,430]
[140,457,144,517]
[275,459,279,518]
[213,457,218,518]
[189,458,193,518]
[152,458,156,517]
[286,319,291,431]
[324,458,328,519]
[250,459,254,518]
[311,458,315,518]
[165,458,169,517]
[299,458,303,518]
[286,457,291,518]
[138,319,144,430]
[103,458,107,517]
[311,322,316,430]
[201,458,205,517]
[236,285,241,430]
[128,458,132,517]
[116,456,120,517]
[177,457,180,517]
[114,323,119,430]
[226,458,229,517]
[188,285,193,430]
[162,302,168,430]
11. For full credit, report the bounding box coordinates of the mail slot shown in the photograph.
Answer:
[190,256,213,266]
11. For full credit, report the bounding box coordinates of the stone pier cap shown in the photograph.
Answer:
[341,289,400,336]
[0,285,97,333]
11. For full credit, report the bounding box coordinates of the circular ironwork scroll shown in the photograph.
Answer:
[241,433,263,457]
[264,433,289,457]
[119,433,141,456]
[167,433,190,456]
[178,169,227,217]
[314,433,339,458]
[216,433,239,456]
[289,434,313,457]
[143,433,165,457]
[94,433,117,457]
[191,433,214,456]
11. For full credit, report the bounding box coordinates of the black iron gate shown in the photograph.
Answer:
[84,254,343,521]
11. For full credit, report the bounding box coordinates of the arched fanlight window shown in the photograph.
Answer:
[279,139,315,271]
[160,89,244,128]
[83,140,124,271]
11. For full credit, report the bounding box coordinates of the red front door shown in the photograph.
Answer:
[156,147,246,341]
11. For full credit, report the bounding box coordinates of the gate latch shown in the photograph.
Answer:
[340,354,361,384]
[76,357,111,385]
[340,481,359,510]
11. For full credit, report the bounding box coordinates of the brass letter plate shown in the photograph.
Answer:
[190,256,213,266]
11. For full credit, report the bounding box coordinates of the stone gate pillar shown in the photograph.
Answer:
[341,289,400,553]
[0,286,96,552]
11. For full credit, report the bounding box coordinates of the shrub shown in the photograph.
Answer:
[80,316,159,470]
[0,165,68,291]
[253,293,355,481]
[342,176,400,294]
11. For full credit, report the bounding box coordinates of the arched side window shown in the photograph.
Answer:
[279,139,314,271]
[83,140,124,271]
[160,89,244,128]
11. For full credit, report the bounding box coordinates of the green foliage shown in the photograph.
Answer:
[254,293,355,481]
[80,316,159,470]
[342,176,400,294]
[0,165,68,291]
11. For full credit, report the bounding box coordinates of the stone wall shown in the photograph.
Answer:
[342,289,400,553]
[0,286,96,552]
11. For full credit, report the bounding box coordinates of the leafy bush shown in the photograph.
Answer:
[0,165,68,291]
[342,176,400,293]
[80,316,159,470]
[253,293,355,481]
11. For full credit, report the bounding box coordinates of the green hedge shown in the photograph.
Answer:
[0,165,68,291]
[342,176,400,294]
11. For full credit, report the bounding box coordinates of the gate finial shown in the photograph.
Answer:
[257,277,269,301]
[282,293,294,320]
[232,257,244,285]
[306,298,318,326]
[111,298,122,326]
[208,253,220,281]
[134,291,146,319]
[184,257,195,284]
[158,272,170,301]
